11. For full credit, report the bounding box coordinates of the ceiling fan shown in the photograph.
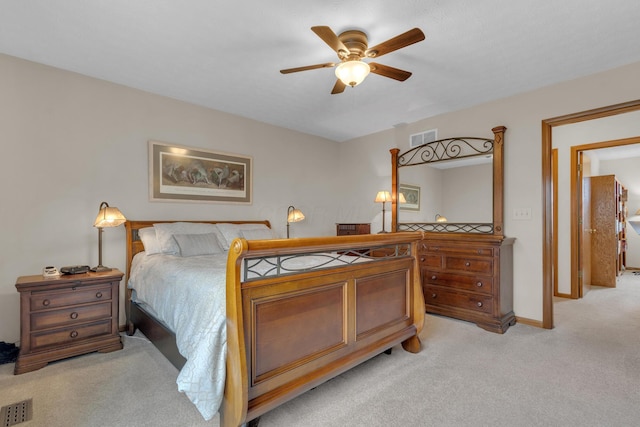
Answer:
[280,26,425,94]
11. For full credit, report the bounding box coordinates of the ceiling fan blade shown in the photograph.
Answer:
[365,28,425,58]
[311,26,350,58]
[331,79,346,94]
[369,63,412,81]
[280,63,336,74]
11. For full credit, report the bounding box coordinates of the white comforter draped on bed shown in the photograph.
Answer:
[128,253,227,421]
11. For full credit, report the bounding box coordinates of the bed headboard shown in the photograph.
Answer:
[124,219,272,280]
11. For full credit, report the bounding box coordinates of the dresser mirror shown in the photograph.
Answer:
[390,126,506,236]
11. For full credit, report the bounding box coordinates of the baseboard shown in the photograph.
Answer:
[554,292,573,299]
[515,316,544,328]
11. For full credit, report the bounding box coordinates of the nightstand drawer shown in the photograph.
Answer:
[31,302,113,331]
[30,285,112,311]
[15,270,123,374]
[30,320,112,349]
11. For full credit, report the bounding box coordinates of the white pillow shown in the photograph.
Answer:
[173,233,224,257]
[240,228,276,240]
[215,223,272,250]
[138,227,162,255]
[153,222,224,254]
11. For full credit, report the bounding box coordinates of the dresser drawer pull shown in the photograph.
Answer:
[431,293,437,299]
[477,302,483,307]
[420,257,425,262]
[96,292,103,299]
[476,282,483,287]
[465,262,471,267]
[70,330,79,339]
[431,275,437,280]
[42,299,50,307]
[70,312,78,320]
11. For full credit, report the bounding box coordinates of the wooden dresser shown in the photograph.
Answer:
[336,223,370,236]
[14,269,123,374]
[419,234,515,334]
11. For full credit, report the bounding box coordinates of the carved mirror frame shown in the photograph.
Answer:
[390,126,506,236]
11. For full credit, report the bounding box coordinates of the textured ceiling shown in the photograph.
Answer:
[1,0,640,142]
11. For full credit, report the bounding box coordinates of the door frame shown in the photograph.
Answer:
[570,137,640,298]
[541,99,640,329]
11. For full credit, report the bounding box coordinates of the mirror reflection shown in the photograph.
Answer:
[398,156,493,224]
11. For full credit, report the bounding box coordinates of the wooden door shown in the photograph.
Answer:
[579,152,592,297]
[589,175,616,287]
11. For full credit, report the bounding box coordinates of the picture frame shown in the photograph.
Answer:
[149,141,252,204]
[399,183,420,211]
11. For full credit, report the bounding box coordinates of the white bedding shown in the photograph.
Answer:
[128,252,227,420]
[128,248,374,420]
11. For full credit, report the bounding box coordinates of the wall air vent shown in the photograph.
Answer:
[409,128,437,148]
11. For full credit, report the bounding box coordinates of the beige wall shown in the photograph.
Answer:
[0,53,351,343]
[343,61,640,322]
[2,51,640,342]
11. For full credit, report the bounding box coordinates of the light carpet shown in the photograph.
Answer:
[1,272,639,426]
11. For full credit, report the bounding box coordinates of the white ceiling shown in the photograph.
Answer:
[2,1,640,142]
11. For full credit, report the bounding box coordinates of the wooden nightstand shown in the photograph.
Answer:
[14,269,123,374]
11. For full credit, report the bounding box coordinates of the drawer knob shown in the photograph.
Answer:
[42,299,50,307]
[70,312,78,320]
[477,302,483,307]
[431,275,437,280]
[476,282,483,287]
[465,262,471,267]
[70,330,79,339]
[96,292,103,299]
[431,293,437,299]
[420,257,425,262]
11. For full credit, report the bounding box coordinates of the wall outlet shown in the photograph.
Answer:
[513,207,532,220]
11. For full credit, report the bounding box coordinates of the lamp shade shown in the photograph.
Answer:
[93,202,126,228]
[335,60,370,87]
[435,214,448,223]
[398,193,407,204]
[287,206,305,223]
[375,191,392,203]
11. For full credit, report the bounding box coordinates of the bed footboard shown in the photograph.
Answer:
[222,232,424,427]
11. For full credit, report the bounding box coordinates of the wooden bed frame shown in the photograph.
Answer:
[125,220,425,427]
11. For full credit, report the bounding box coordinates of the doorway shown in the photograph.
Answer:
[541,99,640,329]
[570,137,640,299]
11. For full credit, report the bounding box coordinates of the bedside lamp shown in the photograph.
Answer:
[435,214,448,223]
[375,190,392,233]
[91,202,126,272]
[286,205,305,238]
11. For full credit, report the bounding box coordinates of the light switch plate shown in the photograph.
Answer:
[513,207,532,220]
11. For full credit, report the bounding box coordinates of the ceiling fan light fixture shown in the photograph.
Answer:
[335,60,370,87]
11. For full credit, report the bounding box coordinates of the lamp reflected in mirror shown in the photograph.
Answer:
[286,205,305,238]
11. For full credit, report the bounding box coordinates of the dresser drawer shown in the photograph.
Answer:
[424,286,493,314]
[422,245,494,257]
[419,254,442,268]
[30,320,112,349]
[31,302,113,331]
[444,256,493,274]
[423,270,493,294]
[30,284,112,311]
